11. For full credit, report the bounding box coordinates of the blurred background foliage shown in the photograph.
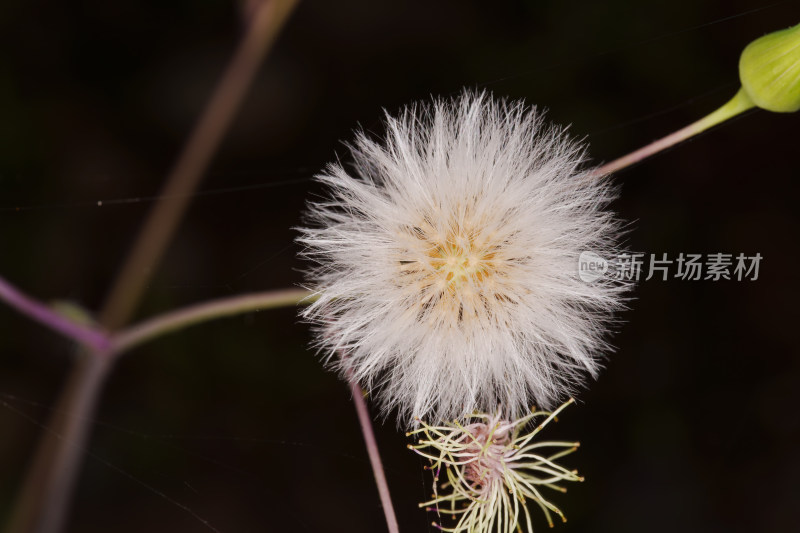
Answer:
[1,1,798,532]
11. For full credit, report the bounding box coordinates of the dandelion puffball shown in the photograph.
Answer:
[299,92,628,424]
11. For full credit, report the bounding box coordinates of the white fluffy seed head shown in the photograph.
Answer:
[298,92,629,425]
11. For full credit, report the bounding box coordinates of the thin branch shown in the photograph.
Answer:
[0,275,109,353]
[112,288,314,355]
[0,277,311,358]
[590,87,755,178]
[347,371,400,533]
[100,0,301,330]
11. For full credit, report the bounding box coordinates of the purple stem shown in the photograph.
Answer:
[0,275,110,353]
[348,374,400,533]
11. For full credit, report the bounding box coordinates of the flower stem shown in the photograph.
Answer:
[591,88,756,178]
[0,275,109,353]
[111,288,314,355]
[348,376,400,533]
[100,0,301,331]
[0,273,312,357]
[6,353,112,533]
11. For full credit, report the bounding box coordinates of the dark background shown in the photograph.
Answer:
[1,1,799,532]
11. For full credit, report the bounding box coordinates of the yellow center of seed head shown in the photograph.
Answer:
[397,217,507,324]
[427,232,494,292]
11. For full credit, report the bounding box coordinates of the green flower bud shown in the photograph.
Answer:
[739,21,800,113]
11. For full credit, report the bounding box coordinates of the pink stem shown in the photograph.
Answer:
[590,120,703,178]
[590,88,755,178]
[348,376,400,533]
[0,275,110,352]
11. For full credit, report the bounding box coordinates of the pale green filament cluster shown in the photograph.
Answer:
[407,399,582,533]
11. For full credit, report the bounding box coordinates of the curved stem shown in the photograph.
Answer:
[591,87,756,178]
[112,288,314,355]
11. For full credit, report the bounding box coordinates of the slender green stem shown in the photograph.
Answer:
[112,288,314,355]
[591,88,756,178]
